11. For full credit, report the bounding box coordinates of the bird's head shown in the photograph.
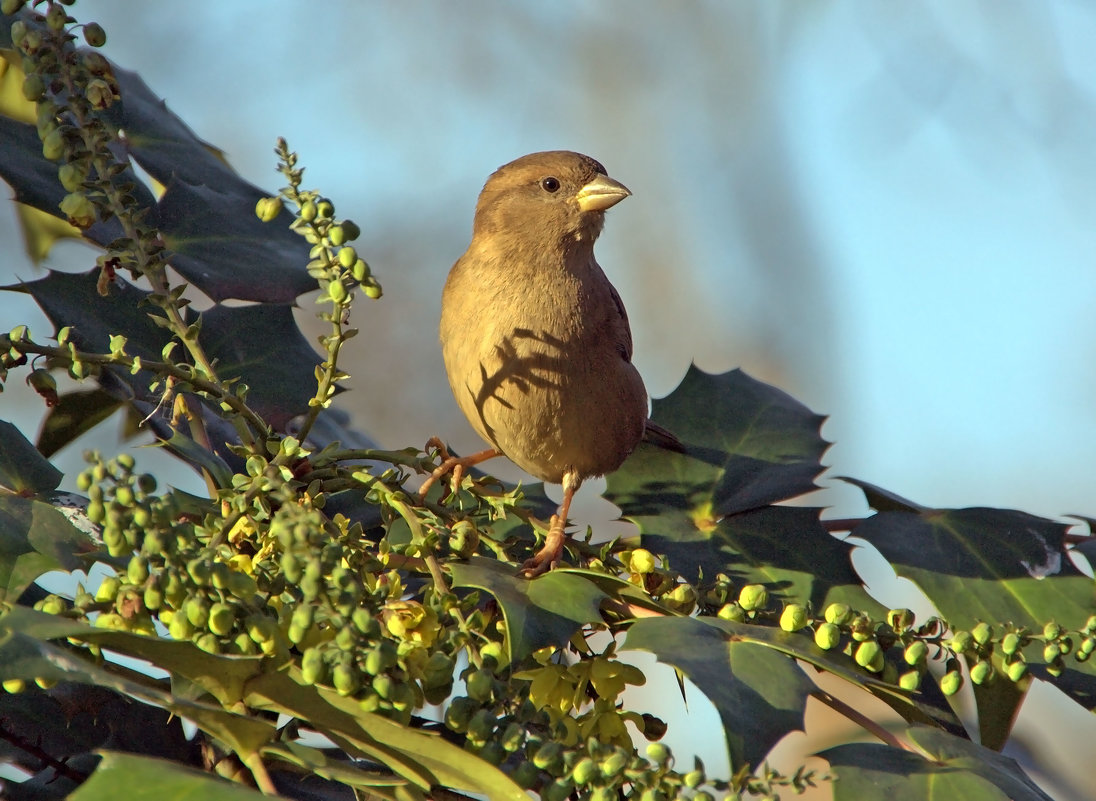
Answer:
[471,151,630,250]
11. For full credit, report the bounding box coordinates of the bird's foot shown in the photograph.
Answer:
[418,437,500,501]
[520,514,567,577]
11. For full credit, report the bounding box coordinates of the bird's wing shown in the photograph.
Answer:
[607,282,634,361]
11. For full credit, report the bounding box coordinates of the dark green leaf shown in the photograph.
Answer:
[12,269,169,402]
[0,420,62,493]
[0,494,89,602]
[606,368,873,610]
[37,389,124,457]
[0,684,199,782]
[157,179,314,303]
[841,477,925,513]
[0,610,276,755]
[0,116,143,253]
[623,615,811,770]
[852,504,1096,710]
[70,751,268,801]
[1,606,271,707]
[449,557,608,662]
[850,506,1083,621]
[245,668,529,801]
[822,726,1052,801]
[263,741,405,790]
[198,302,326,426]
[697,616,963,735]
[610,367,828,519]
[108,66,241,190]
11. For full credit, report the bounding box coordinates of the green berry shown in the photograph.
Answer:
[58,162,86,192]
[300,201,317,222]
[854,640,884,673]
[443,697,476,732]
[1006,660,1028,682]
[255,196,282,222]
[45,4,67,31]
[683,768,705,788]
[543,778,572,801]
[246,615,277,646]
[327,278,347,303]
[898,669,921,691]
[185,597,210,628]
[2,0,27,16]
[629,548,657,574]
[95,575,121,603]
[645,742,670,764]
[779,603,809,632]
[737,584,768,612]
[83,22,106,47]
[969,660,994,685]
[465,668,494,702]
[301,647,327,685]
[717,603,746,622]
[337,246,357,269]
[1000,632,1022,656]
[168,613,194,641]
[814,622,841,650]
[332,662,360,696]
[948,630,973,655]
[363,282,382,300]
[42,128,66,161]
[940,670,963,696]
[208,602,235,636]
[478,741,505,766]
[971,622,993,645]
[316,199,334,218]
[887,608,915,631]
[351,259,371,282]
[511,762,540,789]
[533,741,563,771]
[601,751,628,778]
[572,757,598,785]
[329,225,347,246]
[824,602,852,625]
[903,640,929,666]
[59,192,96,227]
[1043,621,1061,641]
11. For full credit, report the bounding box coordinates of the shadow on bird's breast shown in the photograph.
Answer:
[464,327,567,441]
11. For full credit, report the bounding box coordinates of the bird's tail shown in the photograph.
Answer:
[643,420,686,453]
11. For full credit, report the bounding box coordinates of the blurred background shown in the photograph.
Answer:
[2,2,1095,798]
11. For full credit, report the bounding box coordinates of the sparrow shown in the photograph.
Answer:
[428,150,670,575]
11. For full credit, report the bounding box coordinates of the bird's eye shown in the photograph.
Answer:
[540,176,561,193]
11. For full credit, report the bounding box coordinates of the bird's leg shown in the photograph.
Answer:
[418,437,501,500]
[521,471,580,577]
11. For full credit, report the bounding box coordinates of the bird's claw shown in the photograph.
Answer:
[520,514,566,577]
[418,439,500,501]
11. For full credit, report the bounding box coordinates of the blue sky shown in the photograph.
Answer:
[2,3,1095,793]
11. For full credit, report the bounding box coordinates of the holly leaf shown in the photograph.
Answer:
[0,420,62,494]
[623,615,811,771]
[607,368,876,612]
[449,558,608,662]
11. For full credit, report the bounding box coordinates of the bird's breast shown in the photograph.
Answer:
[440,256,646,484]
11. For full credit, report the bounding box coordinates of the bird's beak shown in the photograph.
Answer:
[576,174,631,212]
